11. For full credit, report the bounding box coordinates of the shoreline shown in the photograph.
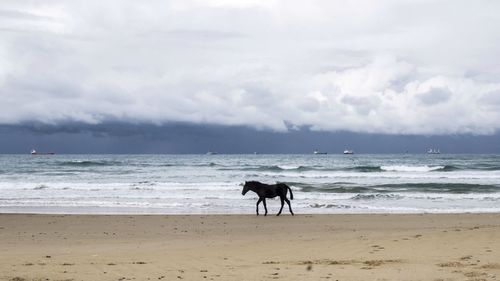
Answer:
[1,213,500,280]
[3,209,500,215]
[2,211,500,215]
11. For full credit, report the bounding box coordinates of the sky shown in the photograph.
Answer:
[1,1,500,153]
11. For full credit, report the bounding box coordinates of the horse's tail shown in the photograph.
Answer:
[286,184,294,200]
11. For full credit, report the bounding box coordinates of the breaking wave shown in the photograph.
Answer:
[380,165,446,172]
[226,164,465,173]
[292,182,500,194]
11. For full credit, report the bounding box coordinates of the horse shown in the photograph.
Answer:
[241,181,294,216]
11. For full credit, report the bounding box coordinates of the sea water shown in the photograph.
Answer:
[1,154,500,214]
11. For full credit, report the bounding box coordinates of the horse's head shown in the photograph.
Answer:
[242,181,251,195]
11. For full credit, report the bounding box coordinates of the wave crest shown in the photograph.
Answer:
[380,165,445,172]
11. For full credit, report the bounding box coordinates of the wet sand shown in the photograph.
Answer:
[1,213,499,281]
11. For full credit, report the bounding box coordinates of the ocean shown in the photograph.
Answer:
[1,154,499,214]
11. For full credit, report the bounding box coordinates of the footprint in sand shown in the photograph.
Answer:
[463,271,487,278]
[436,261,465,268]
[9,277,27,281]
[459,255,472,261]
[481,263,500,269]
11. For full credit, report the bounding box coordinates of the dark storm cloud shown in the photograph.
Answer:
[1,123,500,154]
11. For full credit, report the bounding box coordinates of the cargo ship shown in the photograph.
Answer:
[31,149,55,155]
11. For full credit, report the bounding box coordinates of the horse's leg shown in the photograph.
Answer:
[256,198,262,215]
[277,196,284,216]
[285,198,294,215]
[262,198,268,216]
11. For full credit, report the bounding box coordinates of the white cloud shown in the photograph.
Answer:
[1,0,500,134]
[415,87,451,106]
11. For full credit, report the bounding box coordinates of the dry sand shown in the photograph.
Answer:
[1,213,499,281]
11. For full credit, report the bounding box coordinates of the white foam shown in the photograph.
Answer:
[380,165,445,172]
[277,165,300,170]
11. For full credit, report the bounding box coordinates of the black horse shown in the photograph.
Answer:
[241,181,294,216]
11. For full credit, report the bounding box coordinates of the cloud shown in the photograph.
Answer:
[2,122,500,154]
[479,90,500,109]
[1,1,500,135]
[341,95,381,115]
[415,87,451,106]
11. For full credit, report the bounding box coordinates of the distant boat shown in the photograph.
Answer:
[30,149,55,155]
[313,150,327,155]
[343,149,354,155]
[206,151,218,155]
[427,148,440,154]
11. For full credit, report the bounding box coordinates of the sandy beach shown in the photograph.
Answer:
[0,213,499,281]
